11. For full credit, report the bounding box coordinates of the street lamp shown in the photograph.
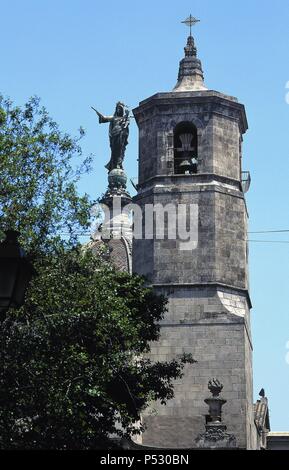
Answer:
[0,230,35,314]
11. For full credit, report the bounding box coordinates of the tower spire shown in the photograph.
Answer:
[173,15,207,92]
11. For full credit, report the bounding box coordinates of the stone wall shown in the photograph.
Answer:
[133,181,248,290]
[139,286,255,449]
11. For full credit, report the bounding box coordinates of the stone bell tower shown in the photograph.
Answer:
[132,19,257,449]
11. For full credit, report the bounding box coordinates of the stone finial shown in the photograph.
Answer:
[173,34,207,92]
[208,378,223,397]
[195,379,237,449]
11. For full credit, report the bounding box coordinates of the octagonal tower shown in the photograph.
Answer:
[132,28,257,449]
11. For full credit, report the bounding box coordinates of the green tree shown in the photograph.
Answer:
[0,249,194,449]
[0,96,195,449]
[0,94,92,254]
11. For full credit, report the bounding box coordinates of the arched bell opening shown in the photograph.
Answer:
[174,122,198,175]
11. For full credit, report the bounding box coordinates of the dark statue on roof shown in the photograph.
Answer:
[92,102,130,172]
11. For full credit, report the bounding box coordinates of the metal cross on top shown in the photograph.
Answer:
[181,14,200,36]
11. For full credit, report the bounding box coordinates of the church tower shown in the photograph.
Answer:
[132,18,257,449]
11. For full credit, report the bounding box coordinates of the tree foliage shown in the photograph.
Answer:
[0,96,195,449]
[0,94,92,254]
[0,250,194,449]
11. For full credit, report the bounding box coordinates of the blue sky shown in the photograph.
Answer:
[1,0,289,431]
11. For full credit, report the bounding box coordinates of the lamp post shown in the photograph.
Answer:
[0,230,35,314]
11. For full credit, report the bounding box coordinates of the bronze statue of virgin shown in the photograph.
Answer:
[92,102,130,172]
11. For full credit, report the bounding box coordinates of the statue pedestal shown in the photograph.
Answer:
[90,168,132,273]
[101,169,131,205]
[99,169,132,241]
[196,423,237,449]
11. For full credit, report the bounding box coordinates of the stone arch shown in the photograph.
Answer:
[165,115,205,132]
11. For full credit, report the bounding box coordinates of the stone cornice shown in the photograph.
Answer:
[133,91,248,134]
[151,282,252,309]
[136,173,242,191]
